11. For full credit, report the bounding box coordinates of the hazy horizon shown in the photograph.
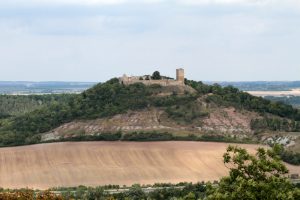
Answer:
[0,80,300,83]
[1,0,300,82]
[0,76,299,83]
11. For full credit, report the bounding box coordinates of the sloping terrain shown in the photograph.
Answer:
[42,107,260,141]
[201,107,259,134]
[1,141,299,189]
[1,78,300,147]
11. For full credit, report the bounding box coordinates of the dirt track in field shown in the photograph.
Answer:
[0,141,299,189]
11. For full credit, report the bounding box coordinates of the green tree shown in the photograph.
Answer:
[207,145,300,200]
[152,71,161,80]
[85,187,104,200]
[184,192,196,200]
[126,184,146,200]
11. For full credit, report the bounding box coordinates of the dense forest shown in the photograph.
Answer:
[0,77,299,147]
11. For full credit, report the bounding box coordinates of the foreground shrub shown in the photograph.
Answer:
[207,144,300,200]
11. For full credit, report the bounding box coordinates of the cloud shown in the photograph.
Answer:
[176,0,300,7]
[1,0,300,8]
[177,0,267,5]
[0,0,299,81]
[4,0,125,6]
[0,0,165,7]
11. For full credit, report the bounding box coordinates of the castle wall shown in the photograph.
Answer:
[119,69,185,86]
[120,79,185,86]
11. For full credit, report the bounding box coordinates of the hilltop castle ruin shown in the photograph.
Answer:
[119,68,185,86]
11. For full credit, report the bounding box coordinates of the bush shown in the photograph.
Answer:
[123,131,174,141]
[251,118,300,132]
[58,132,122,142]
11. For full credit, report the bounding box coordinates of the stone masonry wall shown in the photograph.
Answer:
[119,78,185,86]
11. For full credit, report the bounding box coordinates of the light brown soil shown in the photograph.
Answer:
[42,107,258,141]
[248,89,300,97]
[42,109,177,141]
[0,141,299,189]
[202,107,260,134]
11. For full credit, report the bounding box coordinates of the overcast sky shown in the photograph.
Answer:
[1,0,299,82]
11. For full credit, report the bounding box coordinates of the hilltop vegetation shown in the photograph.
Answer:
[0,76,299,147]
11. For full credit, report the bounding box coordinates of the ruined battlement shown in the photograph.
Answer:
[119,68,185,86]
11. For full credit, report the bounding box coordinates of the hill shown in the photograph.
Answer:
[2,141,300,189]
[0,77,300,149]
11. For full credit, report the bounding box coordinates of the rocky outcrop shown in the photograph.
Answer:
[200,108,259,134]
[41,106,260,142]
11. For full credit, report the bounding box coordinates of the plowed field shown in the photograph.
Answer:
[0,142,299,189]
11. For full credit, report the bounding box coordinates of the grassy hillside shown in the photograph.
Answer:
[0,77,299,147]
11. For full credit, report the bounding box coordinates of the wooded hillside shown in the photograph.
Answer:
[0,77,299,147]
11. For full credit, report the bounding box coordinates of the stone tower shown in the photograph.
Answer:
[176,68,184,83]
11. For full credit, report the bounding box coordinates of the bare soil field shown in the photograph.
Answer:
[0,141,299,189]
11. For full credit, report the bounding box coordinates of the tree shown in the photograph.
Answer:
[207,145,300,200]
[126,184,146,200]
[152,71,161,80]
[85,187,105,200]
[184,192,196,200]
